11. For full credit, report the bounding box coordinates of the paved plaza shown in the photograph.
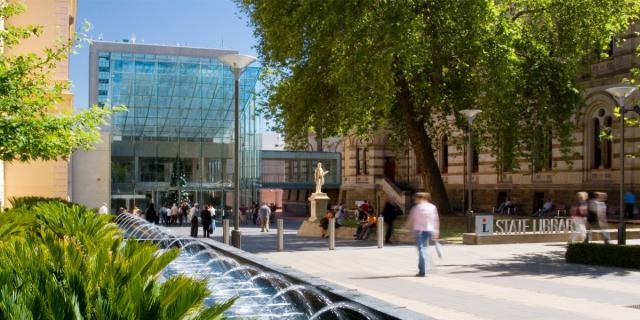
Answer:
[166,219,640,320]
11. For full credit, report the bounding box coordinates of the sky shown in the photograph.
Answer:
[69,0,259,110]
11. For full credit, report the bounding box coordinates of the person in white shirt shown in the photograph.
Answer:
[406,192,440,277]
[98,203,109,215]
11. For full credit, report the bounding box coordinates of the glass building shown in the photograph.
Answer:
[89,41,260,211]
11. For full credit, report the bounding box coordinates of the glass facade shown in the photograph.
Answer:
[95,45,260,211]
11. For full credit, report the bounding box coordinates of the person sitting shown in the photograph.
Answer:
[534,199,553,217]
[355,213,378,240]
[495,198,513,214]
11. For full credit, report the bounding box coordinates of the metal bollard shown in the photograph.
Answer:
[277,219,284,251]
[223,219,230,245]
[377,216,384,248]
[328,218,335,250]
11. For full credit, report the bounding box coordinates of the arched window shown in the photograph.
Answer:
[441,136,449,174]
[603,116,612,169]
[592,118,602,169]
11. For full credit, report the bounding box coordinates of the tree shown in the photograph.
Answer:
[238,0,640,213]
[0,2,115,162]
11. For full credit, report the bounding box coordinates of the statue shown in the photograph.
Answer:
[314,162,329,194]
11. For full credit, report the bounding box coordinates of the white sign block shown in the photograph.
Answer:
[475,215,494,235]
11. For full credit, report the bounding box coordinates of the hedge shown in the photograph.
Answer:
[566,243,640,270]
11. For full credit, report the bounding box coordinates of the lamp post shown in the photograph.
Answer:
[218,53,256,249]
[459,109,482,233]
[605,85,638,245]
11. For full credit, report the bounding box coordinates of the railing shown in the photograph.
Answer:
[375,177,412,213]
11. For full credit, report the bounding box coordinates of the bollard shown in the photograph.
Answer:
[277,219,284,251]
[328,218,335,250]
[222,219,230,245]
[377,216,384,248]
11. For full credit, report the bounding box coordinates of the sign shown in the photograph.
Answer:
[494,218,574,235]
[475,215,494,236]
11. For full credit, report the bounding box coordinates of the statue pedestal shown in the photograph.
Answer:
[308,192,330,222]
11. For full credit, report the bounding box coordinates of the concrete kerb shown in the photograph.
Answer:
[195,237,432,320]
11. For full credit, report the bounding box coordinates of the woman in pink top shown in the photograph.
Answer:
[406,192,440,277]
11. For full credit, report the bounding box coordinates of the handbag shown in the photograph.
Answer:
[434,240,443,259]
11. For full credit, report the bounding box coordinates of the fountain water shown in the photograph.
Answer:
[116,214,382,320]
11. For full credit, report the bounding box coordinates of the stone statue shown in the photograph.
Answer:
[314,162,329,194]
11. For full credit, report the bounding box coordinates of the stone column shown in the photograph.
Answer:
[308,192,330,222]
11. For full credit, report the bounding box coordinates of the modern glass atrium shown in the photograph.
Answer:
[91,42,260,211]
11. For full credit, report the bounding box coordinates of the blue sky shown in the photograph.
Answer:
[69,0,259,109]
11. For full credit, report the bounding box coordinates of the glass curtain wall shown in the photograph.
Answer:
[99,50,260,212]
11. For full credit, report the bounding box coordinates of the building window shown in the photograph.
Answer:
[356,147,368,175]
[472,148,479,173]
[441,136,449,174]
[593,118,602,169]
[603,116,612,169]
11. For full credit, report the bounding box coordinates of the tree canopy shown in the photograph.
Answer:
[0,2,115,162]
[239,0,640,213]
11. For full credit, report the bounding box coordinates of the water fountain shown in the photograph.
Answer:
[115,213,388,319]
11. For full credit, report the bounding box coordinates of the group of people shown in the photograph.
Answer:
[570,191,611,244]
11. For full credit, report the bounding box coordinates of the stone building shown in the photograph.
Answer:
[338,23,640,215]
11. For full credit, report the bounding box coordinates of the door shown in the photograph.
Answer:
[384,157,396,182]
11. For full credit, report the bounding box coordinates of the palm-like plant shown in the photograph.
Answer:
[0,200,234,319]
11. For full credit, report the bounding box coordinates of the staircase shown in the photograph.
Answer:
[375,177,412,214]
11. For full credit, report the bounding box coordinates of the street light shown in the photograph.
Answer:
[459,109,482,233]
[605,85,638,245]
[218,53,257,249]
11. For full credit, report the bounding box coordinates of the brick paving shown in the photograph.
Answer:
[165,218,640,320]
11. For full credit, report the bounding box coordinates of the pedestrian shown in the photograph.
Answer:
[98,202,109,215]
[209,204,217,231]
[180,202,189,225]
[189,203,200,238]
[170,203,178,225]
[335,203,345,227]
[201,205,212,238]
[587,192,610,244]
[253,202,259,225]
[383,200,402,244]
[259,202,271,232]
[144,203,157,224]
[624,191,635,219]
[569,192,588,243]
[406,192,440,277]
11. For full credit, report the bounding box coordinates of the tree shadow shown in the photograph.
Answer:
[449,249,632,278]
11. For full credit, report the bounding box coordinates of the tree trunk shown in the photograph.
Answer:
[315,125,324,152]
[395,72,453,215]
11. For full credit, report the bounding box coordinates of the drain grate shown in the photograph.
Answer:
[626,305,640,310]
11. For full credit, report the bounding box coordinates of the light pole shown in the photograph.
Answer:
[459,109,482,233]
[605,85,638,245]
[218,53,256,249]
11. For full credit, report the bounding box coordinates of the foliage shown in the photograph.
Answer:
[0,2,118,162]
[0,199,234,319]
[8,196,72,210]
[566,242,640,269]
[238,0,640,213]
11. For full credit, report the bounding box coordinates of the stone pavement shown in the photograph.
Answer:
[164,219,640,320]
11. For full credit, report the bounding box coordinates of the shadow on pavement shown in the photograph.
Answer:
[349,274,418,280]
[451,250,632,278]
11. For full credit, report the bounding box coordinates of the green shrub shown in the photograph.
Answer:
[8,196,73,210]
[0,202,234,319]
[565,243,640,270]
